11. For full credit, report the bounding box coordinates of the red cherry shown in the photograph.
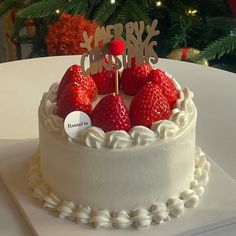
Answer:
[108,39,125,56]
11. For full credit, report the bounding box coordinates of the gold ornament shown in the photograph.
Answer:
[25,19,36,38]
[167,48,208,66]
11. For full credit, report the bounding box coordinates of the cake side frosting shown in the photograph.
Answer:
[28,147,210,229]
[37,72,199,211]
[39,113,196,210]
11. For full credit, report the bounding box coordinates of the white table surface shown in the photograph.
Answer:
[0,56,236,236]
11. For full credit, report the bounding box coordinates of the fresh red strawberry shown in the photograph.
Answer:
[121,63,152,96]
[147,69,179,108]
[91,58,116,95]
[57,83,92,119]
[91,94,130,132]
[57,64,97,101]
[129,83,171,128]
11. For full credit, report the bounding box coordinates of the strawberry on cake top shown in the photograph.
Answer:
[56,60,179,133]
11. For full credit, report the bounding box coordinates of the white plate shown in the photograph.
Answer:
[0,139,236,236]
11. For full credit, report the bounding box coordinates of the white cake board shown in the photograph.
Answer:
[0,139,236,236]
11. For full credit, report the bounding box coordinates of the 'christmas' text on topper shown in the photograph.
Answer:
[80,19,160,75]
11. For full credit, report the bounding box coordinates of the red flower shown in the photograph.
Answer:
[45,13,99,55]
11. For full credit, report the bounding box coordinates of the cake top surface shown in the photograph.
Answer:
[39,74,196,150]
[39,19,196,149]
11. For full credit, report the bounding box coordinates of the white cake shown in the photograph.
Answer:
[29,72,210,229]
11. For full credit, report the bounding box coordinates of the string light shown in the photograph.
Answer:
[110,0,116,4]
[185,8,198,16]
[55,9,60,14]
[156,1,162,7]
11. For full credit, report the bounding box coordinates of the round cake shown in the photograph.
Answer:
[29,66,210,229]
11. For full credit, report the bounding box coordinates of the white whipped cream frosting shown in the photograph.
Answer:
[38,72,196,149]
[28,146,210,229]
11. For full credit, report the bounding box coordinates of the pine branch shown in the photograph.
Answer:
[206,17,236,31]
[0,0,20,16]
[142,0,152,8]
[170,15,193,48]
[62,0,89,15]
[128,1,151,25]
[18,0,65,19]
[94,0,119,24]
[86,0,103,19]
[199,34,236,61]
[212,63,236,73]
[108,1,128,25]
[108,0,151,25]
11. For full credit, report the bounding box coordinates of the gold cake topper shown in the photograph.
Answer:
[80,19,160,75]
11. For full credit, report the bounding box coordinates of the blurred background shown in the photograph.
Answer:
[0,0,236,72]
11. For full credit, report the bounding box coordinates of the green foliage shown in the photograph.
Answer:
[168,11,203,49]
[84,0,101,18]
[63,0,89,15]
[0,0,20,16]
[18,0,65,18]
[200,34,236,60]
[1,0,236,71]
[94,0,119,24]
[170,16,194,48]
[108,0,151,25]
[142,0,152,8]
[128,1,151,24]
[206,17,236,31]
[110,1,128,25]
[18,0,97,19]
[211,62,236,73]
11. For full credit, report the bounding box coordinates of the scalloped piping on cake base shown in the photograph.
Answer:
[28,146,210,229]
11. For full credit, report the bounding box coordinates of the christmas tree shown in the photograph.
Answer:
[0,0,236,71]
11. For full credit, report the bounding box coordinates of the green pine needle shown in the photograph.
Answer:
[0,0,19,16]
[200,34,236,61]
[18,0,65,19]
[110,2,128,25]
[211,63,236,73]
[62,0,89,15]
[94,0,118,24]
[142,0,151,8]
[86,0,102,19]
[129,1,151,25]
[108,0,151,25]
[206,17,236,31]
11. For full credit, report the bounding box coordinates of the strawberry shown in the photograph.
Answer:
[57,64,97,101]
[57,83,92,119]
[147,69,179,108]
[129,83,171,128]
[91,59,116,95]
[91,94,130,132]
[121,63,152,96]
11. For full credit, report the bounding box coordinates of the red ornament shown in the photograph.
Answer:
[229,0,236,16]
[108,39,125,56]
